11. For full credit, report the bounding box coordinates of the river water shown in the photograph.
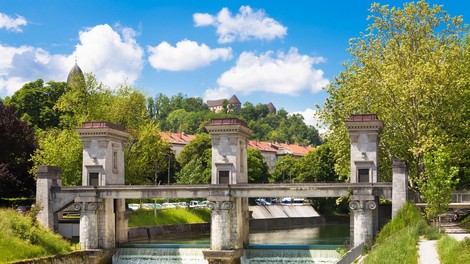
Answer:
[113,224,349,263]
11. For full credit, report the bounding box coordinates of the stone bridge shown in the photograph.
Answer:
[37,116,408,264]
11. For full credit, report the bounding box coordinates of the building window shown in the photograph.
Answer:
[89,172,99,186]
[219,171,230,184]
[358,169,370,183]
[113,151,118,170]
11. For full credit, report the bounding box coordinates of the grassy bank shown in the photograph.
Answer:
[363,203,441,264]
[0,208,72,263]
[128,208,211,227]
[436,235,470,263]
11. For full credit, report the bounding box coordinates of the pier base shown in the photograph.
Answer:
[203,249,243,264]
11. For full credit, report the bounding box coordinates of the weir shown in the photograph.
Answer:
[36,115,409,263]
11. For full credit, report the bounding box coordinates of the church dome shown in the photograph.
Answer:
[67,62,85,84]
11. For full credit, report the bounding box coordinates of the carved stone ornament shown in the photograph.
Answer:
[366,201,377,210]
[207,201,234,211]
[73,202,102,212]
[349,201,360,210]
[349,200,377,211]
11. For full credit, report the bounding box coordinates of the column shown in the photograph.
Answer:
[392,160,408,217]
[349,200,377,247]
[36,165,62,230]
[208,200,234,250]
[74,200,102,250]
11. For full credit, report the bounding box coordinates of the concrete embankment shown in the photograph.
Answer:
[249,205,324,229]
[10,250,114,264]
[127,205,323,241]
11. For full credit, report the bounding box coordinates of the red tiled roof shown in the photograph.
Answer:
[161,131,315,156]
[248,140,277,153]
[160,132,196,145]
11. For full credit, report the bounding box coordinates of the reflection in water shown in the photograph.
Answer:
[132,224,349,246]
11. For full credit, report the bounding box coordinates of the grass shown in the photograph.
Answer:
[437,235,470,263]
[460,213,470,231]
[363,203,442,264]
[0,208,73,263]
[128,208,211,227]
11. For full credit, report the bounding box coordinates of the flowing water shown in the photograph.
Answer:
[113,224,349,263]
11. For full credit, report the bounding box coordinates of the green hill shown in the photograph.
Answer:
[0,208,73,263]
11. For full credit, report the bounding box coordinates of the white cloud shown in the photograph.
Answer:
[0,13,27,32]
[292,108,328,134]
[73,24,144,88]
[203,86,232,101]
[194,6,287,43]
[147,40,232,71]
[0,24,144,96]
[207,48,329,97]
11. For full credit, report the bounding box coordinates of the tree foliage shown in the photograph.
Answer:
[5,80,67,129]
[247,148,269,183]
[176,134,212,184]
[0,103,37,197]
[418,146,459,220]
[320,1,470,186]
[31,129,82,186]
[125,123,174,185]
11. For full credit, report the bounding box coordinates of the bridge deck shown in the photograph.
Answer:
[53,182,392,199]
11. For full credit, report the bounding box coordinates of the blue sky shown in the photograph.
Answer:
[1,1,469,128]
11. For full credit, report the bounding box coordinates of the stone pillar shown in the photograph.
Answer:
[204,118,251,264]
[36,165,62,230]
[208,200,234,250]
[349,199,377,247]
[76,122,130,248]
[392,160,408,217]
[74,198,102,250]
[115,199,129,244]
[345,114,383,183]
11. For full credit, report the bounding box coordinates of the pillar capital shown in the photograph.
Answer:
[73,201,102,212]
[207,201,234,211]
[349,200,377,211]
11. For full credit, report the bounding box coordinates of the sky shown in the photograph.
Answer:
[1,0,469,130]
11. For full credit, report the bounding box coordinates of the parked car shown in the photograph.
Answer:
[16,205,31,214]
[255,198,272,206]
[128,203,140,211]
[189,200,201,208]
[199,200,209,207]
[162,202,176,209]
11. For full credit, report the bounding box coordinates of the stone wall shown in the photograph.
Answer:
[128,223,211,241]
[10,250,114,264]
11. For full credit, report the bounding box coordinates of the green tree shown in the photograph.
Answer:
[31,129,82,186]
[296,144,338,183]
[55,73,113,128]
[247,148,270,183]
[5,79,67,129]
[125,123,174,185]
[269,155,297,183]
[320,1,469,186]
[176,134,212,184]
[418,146,459,220]
[176,148,211,184]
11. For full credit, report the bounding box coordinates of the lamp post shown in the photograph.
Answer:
[167,152,171,185]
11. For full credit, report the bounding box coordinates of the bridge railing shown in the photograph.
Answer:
[411,190,470,204]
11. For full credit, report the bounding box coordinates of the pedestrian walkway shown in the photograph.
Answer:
[418,240,440,264]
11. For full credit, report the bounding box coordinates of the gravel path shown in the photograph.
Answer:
[418,240,440,264]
